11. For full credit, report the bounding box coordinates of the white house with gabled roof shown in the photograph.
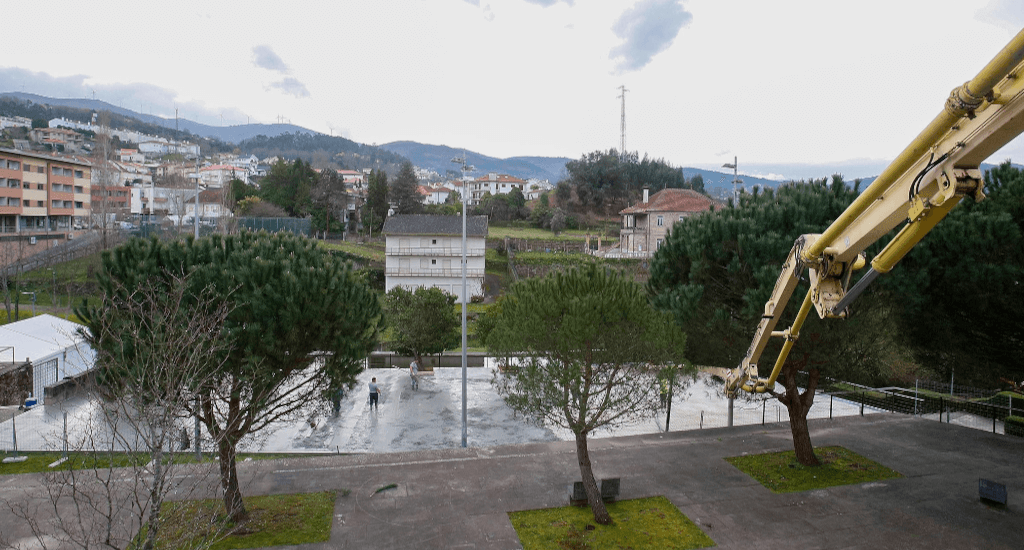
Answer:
[382,214,488,302]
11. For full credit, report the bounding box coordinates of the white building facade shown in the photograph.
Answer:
[382,214,488,302]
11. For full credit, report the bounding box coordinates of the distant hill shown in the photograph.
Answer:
[0,92,408,169]
[238,133,408,172]
[678,167,788,200]
[380,141,572,182]
[0,92,318,144]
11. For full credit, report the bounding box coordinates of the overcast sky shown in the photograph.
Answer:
[2,0,1023,179]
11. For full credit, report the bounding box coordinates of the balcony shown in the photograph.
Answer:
[386,267,485,278]
[386,246,485,257]
[618,226,649,236]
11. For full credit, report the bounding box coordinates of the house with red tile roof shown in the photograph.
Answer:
[467,173,526,205]
[613,187,723,258]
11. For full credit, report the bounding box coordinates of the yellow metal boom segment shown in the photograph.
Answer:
[726,27,1024,397]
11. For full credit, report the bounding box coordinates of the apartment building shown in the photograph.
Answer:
[0,148,90,250]
[382,214,488,302]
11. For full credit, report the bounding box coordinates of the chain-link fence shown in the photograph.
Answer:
[235,217,311,236]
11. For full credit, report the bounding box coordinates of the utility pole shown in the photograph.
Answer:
[618,85,628,160]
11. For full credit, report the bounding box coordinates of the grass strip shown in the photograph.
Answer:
[725,445,901,493]
[509,496,714,550]
[0,451,324,476]
[154,491,335,549]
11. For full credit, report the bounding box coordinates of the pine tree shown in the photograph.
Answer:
[390,161,423,214]
[362,169,389,233]
[486,265,688,525]
[648,177,893,465]
[78,231,382,523]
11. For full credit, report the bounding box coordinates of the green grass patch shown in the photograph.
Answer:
[153,491,334,549]
[488,226,592,241]
[509,496,714,550]
[322,240,385,263]
[0,451,322,476]
[725,446,901,493]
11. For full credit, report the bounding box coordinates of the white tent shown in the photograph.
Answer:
[0,314,94,405]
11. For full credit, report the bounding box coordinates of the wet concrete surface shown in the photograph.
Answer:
[1,367,874,455]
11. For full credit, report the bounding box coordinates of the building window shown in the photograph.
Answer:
[432,239,437,245]
[431,259,437,265]
[37,184,44,190]
[679,215,685,222]
[37,201,44,207]
[75,186,84,194]
[36,166,43,173]
[657,215,664,227]
[74,170,84,178]
[75,201,83,208]
[23,182,30,189]
[52,166,60,175]
[23,200,29,207]
[6,160,19,170]
[22,163,30,172]
[657,238,663,249]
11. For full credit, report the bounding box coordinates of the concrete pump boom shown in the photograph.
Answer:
[723,27,1024,397]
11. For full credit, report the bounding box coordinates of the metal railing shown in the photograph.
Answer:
[385,246,485,257]
[385,267,484,278]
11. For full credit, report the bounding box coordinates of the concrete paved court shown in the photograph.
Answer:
[237,415,1024,549]
[2,367,873,454]
[4,414,1020,549]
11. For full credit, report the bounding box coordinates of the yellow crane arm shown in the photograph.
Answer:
[725,27,1024,396]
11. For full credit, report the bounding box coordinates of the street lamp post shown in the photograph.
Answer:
[722,156,743,205]
[194,153,200,240]
[451,153,473,448]
[721,156,741,428]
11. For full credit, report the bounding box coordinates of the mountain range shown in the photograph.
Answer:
[15,91,1019,196]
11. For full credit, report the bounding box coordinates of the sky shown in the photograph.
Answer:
[2,0,1023,180]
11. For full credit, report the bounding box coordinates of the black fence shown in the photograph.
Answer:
[789,371,1020,435]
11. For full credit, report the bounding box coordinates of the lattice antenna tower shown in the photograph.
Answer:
[618,85,628,160]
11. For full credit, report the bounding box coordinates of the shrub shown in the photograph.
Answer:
[1006,415,1024,437]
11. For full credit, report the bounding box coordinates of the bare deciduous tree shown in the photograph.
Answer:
[3,275,235,550]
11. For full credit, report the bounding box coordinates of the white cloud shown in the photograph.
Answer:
[609,0,692,72]
[976,0,1024,31]
[252,45,290,73]
[267,77,310,99]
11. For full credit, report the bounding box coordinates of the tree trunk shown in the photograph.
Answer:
[574,432,612,525]
[218,437,248,524]
[778,363,820,466]
[143,443,164,550]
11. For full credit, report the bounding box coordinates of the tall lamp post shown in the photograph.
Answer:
[721,155,741,427]
[194,151,201,239]
[451,153,474,448]
[722,156,743,205]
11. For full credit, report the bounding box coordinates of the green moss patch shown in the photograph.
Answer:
[725,446,901,493]
[509,496,714,550]
[154,491,335,549]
